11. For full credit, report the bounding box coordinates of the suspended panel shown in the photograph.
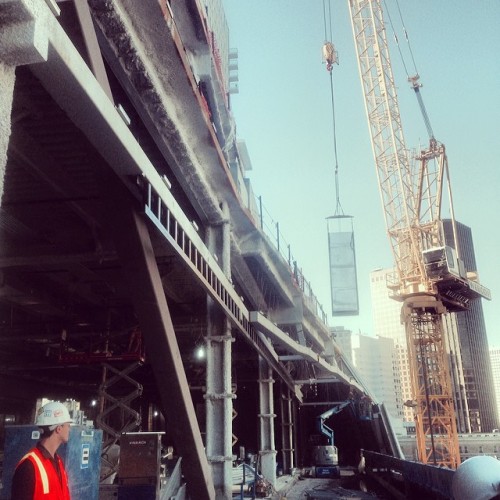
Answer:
[327,216,359,316]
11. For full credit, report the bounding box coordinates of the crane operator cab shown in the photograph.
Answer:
[422,245,464,281]
[452,455,500,500]
[422,245,491,311]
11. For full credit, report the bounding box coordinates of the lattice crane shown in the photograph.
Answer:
[347,0,490,468]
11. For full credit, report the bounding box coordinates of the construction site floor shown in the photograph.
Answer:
[271,468,386,500]
[233,467,390,499]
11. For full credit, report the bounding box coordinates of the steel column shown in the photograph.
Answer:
[258,357,277,486]
[280,387,295,474]
[205,205,234,499]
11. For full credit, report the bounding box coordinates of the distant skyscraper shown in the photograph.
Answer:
[354,334,404,430]
[370,269,413,424]
[331,326,353,364]
[442,313,471,433]
[490,347,500,430]
[443,219,499,432]
[370,268,404,343]
[332,325,404,433]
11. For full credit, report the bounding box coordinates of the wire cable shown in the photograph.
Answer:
[322,0,333,41]
[383,0,434,140]
[323,0,343,216]
[322,0,328,41]
[329,72,343,216]
[394,0,419,76]
[382,0,410,79]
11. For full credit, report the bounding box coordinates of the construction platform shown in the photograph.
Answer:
[233,468,387,500]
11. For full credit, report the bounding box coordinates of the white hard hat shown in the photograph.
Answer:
[452,455,500,500]
[35,401,73,428]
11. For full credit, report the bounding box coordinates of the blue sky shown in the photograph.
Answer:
[222,1,500,346]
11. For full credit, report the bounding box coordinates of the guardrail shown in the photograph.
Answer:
[141,178,300,399]
[257,196,328,324]
[363,450,454,499]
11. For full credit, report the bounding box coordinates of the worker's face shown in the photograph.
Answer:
[57,422,71,444]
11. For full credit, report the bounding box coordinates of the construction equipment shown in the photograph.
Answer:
[59,327,145,481]
[311,402,351,477]
[347,0,490,468]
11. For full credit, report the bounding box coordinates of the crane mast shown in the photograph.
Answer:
[347,0,461,467]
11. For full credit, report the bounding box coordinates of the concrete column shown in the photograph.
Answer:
[258,357,277,486]
[0,0,52,202]
[0,63,15,203]
[205,203,234,499]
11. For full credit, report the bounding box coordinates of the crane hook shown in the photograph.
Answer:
[322,41,338,72]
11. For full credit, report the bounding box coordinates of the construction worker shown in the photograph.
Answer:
[11,401,73,499]
[452,455,500,500]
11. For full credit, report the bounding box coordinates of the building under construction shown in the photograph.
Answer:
[0,1,403,498]
[0,1,488,499]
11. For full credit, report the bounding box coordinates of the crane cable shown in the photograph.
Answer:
[322,0,343,216]
[383,0,435,141]
[382,0,417,79]
[393,0,419,76]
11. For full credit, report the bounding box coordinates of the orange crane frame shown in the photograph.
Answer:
[347,0,489,468]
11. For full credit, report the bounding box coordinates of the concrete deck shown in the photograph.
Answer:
[231,468,386,499]
[273,471,382,500]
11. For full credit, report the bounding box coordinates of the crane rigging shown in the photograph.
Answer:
[346,0,490,468]
[322,0,360,318]
[321,0,341,215]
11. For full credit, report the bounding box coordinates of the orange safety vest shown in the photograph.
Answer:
[17,447,71,500]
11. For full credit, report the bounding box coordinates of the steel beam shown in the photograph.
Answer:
[143,182,301,401]
[73,0,113,102]
[250,311,366,394]
[104,177,215,500]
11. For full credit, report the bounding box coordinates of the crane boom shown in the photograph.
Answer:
[347,0,466,468]
[347,0,445,290]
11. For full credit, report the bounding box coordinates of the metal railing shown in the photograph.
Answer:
[257,196,328,324]
[141,179,299,397]
[363,450,454,499]
[160,0,328,328]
